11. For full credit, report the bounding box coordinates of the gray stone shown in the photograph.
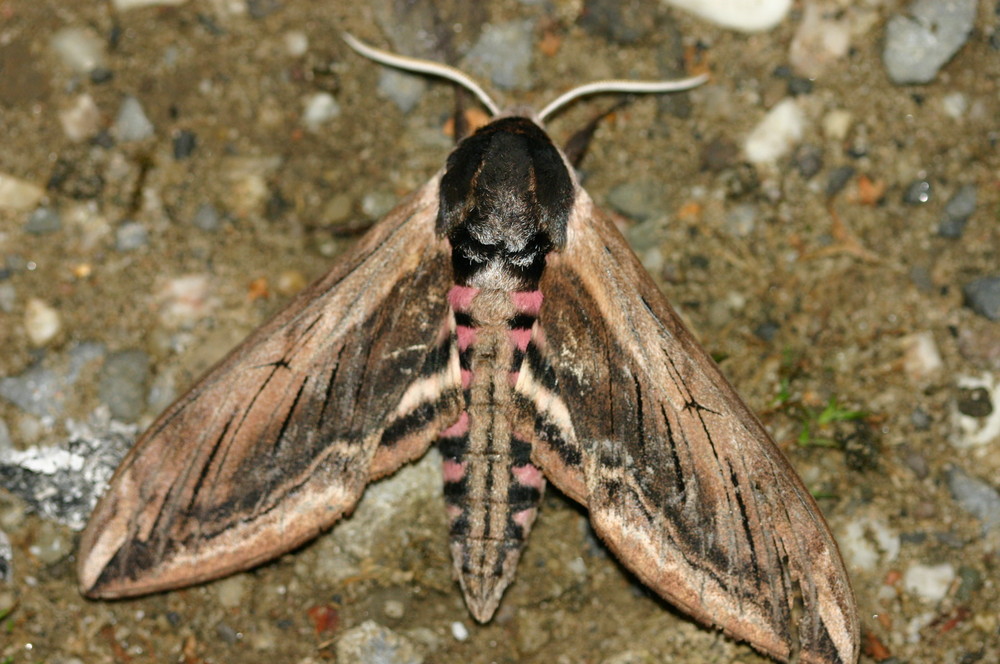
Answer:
[336,620,424,664]
[946,465,1000,538]
[25,207,62,234]
[116,220,149,251]
[883,0,976,85]
[463,20,534,90]
[937,184,976,238]
[963,276,1000,321]
[98,349,151,422]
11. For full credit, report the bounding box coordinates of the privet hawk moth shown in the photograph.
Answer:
[78,34,859,664]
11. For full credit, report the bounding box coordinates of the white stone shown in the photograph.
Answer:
[0,173,45,211]
[115,96,155,142]
[450,621,469,641]
[903,562,955,602]
[744,98,806,164]
[24,298,62,347]
[901,331,943,382]
[50,27,107,74]
[664,0,791,32]
[302,92,341,130]
[941,92,967,119]
[59,94,102,142]
[840,516,899,572]
[822,109,853,141]
[284,31,309,57]
[789,2,851,78]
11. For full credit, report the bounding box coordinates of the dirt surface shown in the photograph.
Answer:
[1,1,999,663]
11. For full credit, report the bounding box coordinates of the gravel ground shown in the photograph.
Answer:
[1,1,998,663]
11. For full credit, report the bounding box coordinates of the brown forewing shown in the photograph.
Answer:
[518,193,860,664]
[78,174,463,598]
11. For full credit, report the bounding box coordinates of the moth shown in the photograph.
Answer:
[78,34,860,664]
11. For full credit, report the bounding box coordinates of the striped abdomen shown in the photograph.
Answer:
[439,284,545,621]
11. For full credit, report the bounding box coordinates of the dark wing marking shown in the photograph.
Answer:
[79,175,463,598]
[517,193,859,664]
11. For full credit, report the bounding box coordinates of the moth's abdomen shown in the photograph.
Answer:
[439,285,546,622]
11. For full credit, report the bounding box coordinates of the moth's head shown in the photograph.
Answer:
[436,116,573,253]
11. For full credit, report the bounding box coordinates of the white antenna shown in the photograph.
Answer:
[342,33,709,122]
[342,33,501,117]
[538,75,709,122]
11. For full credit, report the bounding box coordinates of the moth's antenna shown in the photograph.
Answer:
[343,33,501,117]
[538,75,709,122]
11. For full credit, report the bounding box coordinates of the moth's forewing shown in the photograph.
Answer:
[516,193,860,664]
[78,178,463,598]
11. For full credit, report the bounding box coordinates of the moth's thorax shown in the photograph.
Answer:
[437,116,574,291]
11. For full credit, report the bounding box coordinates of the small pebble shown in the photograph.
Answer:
[955,386,992,418]
[900,444,929,479]
[322,192,354,226]
[902,179,932,205]
[383,599,405,619]
[902,562,955,601]
[950,375,1000,448]
[464,20,534,90]
[24,298,62,347]
[192,202,222,232]
[963,276,1000,321]
[173,129,197,159]
[116,221,149,251]
[275,270,308,297]
[302,92,341,130]
[788,2,851,78]
[114,96,155,142]
[793,144,823,179]
[937,184,976,239]
[378,69,427,114]
[98,349,151,422]
[0,419,11,453]
[25,207,62,234]
[450,621,469,641]
[284,31,309,57]
[336,621,423,664]
[361,190,397,220]
[910,408,932,431]
[27,520,71,565]
[0,529,11,582]
[744,98,806,164]
[954,565,982,602]
[578,0,656,44]
[606,181,664,221]
[246,0,281,19]
[901,331,942,382]
[50,27,107,74]
[215,575,248,609]
[0,172,45,211]
[89,67,114,84]
[0,283,14,313]
[822,109,853,141]
[215,622,241,644]
[825,166,855,197]
[664,0,791,32]
[58,94,102,142]
[724,203,757,237]
[753,320,780,342]
[112,0,188,8]
[948,466,1000,535]
[882,0,977,84]
[940,91,967,118]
